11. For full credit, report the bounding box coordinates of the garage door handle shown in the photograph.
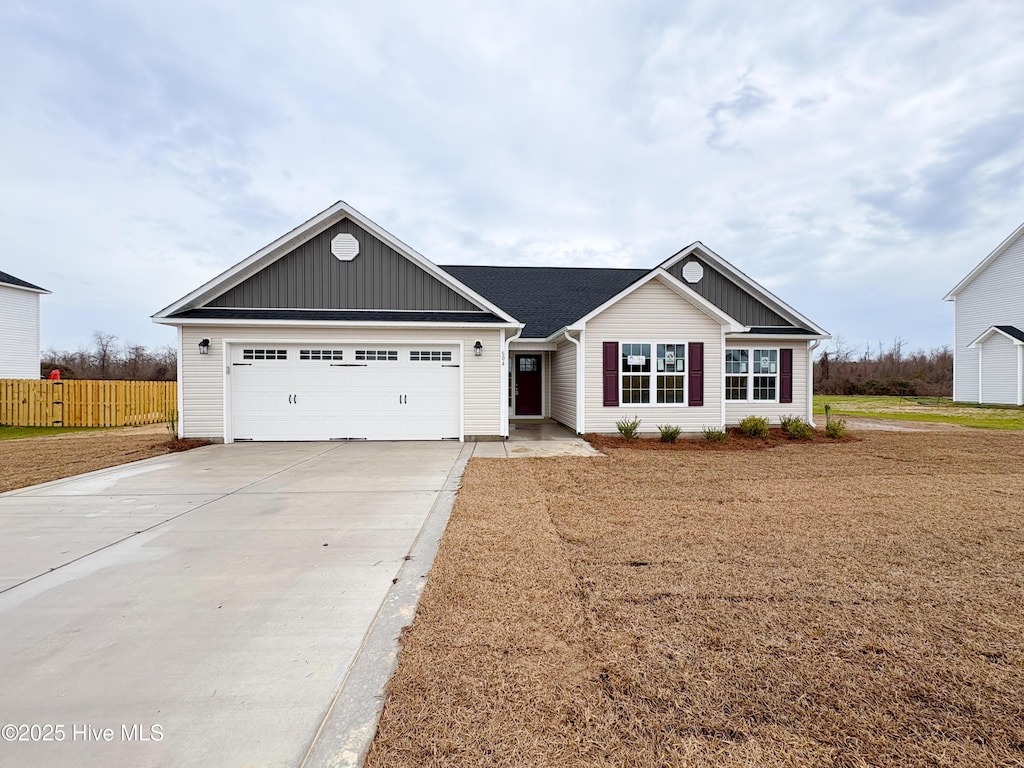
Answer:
[442,364,460,368]
[332,363,368,367]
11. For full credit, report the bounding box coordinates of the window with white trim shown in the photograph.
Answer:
[725,348,778,401]
[621,342,686,405]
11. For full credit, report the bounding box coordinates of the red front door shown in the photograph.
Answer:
[515,355,542,416]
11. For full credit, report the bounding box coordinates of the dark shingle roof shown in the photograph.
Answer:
[740,326,819,335]
[441,266,649,338]
[0,270,46,292]
[994,325,1024,343]
[169,308,505,323]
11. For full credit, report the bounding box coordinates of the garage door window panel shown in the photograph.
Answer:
[300,349,344,361]
[243,349,287,361]
[356,350,398,361]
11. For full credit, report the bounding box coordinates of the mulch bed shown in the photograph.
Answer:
[585,427,858,451]
[366,430,1024,767]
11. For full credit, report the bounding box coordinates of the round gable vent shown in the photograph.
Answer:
[331,233,359,261]
[682,260,704,284]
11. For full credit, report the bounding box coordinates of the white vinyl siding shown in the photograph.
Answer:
[0,285,42,379]
[584,279,722,434]
[550,340,576,430]
[953,232,1024,402]
[724,339,810,425]
[977,333,1020,405]
[180,326,502,440]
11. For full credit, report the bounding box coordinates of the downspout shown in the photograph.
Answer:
[1018,344,1023,406]
[502,326,524,438]
[807,339,822,426]
[563,330,583,434]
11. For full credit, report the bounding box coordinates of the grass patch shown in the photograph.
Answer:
[814,395,1024,430]
[0,425,107,440]
[368,431,1024,767]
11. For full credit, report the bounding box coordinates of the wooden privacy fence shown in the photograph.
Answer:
[0,380,177,427]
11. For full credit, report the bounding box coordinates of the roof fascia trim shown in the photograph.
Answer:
[0,282,51,295]
[153,316,523,329]
[559,269,745,336]
[944,221,1024,300]
[968,326,1024,348]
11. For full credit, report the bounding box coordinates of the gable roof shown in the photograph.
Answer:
[969,324,1024,347]
[154,201,518,324]
[659,242,828,335]
[0,270,49,294]
[945,221,1024,300]
[440,265,648,338]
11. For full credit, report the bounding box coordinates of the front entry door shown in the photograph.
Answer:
[515,354,542,416]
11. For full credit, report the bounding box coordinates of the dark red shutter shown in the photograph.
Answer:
[603,342,619,406]
[780,348,793,404]
[688,342,704,406]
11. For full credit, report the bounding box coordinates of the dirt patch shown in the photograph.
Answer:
[367,430,1024,767]
[0,424,212,493]
[585,427,859,451]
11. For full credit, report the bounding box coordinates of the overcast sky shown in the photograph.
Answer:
[2,1,1022,355]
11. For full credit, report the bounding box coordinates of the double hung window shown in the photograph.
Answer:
[725,348,778,401]
[620,343,687,405]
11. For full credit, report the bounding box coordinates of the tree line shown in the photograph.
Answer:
[41,332,177,381]
[814,338,952,397]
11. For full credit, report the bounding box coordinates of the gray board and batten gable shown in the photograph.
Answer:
[666,257,792,327]
[441,265,649,338]
[203,218,483,313]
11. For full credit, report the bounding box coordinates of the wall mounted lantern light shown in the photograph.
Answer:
[473,340,483,357]
[198,338,211,355]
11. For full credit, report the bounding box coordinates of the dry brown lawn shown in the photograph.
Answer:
[367,430,1024,767]
[0,424,210,493]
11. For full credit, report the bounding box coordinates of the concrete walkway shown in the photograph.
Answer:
[472,421,602,458]
[0,441,470,768]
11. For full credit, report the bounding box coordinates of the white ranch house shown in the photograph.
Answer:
[154,202,829,442]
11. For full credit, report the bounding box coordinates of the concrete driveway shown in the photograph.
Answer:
[0,440,470,768]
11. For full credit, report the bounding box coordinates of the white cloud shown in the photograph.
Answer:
[1,0,1022,354]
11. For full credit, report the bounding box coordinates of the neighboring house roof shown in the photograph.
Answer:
[969,324,1024,347]
[440,265,648,338]
[0,270,49,293]
[944,221,1024,300]
[169,308,505,324]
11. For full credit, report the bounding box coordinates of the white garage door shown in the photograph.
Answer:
[229,344,461,441]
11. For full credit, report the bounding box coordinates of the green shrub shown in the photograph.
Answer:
[702,426,728,443]
[738,415,770,439]
[824,403,847,438]
[825,417,847,439]
[657,424,682,443]
[615,415,641,441]
[780,414,814,440]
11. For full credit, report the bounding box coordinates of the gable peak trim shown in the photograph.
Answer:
[944,220,1024,301]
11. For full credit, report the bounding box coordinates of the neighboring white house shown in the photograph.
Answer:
[945,222,1024,405]
[0,271,50,379]
[154,201,829,442]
